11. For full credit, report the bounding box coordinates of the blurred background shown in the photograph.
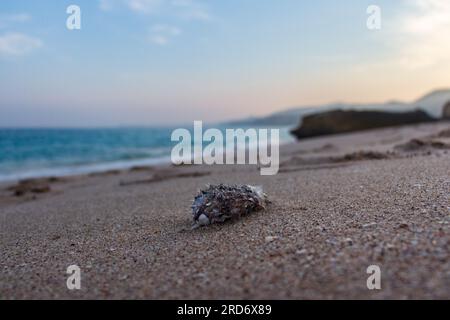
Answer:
[1,0,449,180]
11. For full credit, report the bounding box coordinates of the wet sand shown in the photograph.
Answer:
[0,122,449,299]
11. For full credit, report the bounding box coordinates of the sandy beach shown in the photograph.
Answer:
[0,122,449,299]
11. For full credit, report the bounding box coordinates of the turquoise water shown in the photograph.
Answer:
[0,126,294,181]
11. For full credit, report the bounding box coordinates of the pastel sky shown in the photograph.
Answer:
[0,0,449,127]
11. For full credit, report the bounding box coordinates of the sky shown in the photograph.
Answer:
[0,0,449,127]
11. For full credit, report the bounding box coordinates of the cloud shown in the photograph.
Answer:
[99,0,212,21]
[99,0,114,11]
[0,13,31,28]
[171,0,212,21]
[99,0,211,46]
[0,33,42,56]
[126,0,163,13]
[148,24,181,45]
[394,0,450,68]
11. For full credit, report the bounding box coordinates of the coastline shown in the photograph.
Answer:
[0,121,449,299]
[0,125,294,184]
[0,155,173,184]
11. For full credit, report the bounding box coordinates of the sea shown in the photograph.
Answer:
[0,125,294,182]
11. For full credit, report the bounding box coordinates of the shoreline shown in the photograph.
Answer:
[0,155,173,184]
[0,126,295,184]
[2,120,446,185]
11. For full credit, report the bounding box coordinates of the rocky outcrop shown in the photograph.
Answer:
[443,101,450,119]
[290,109,436,140]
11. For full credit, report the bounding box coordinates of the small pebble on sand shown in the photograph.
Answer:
[343,238,353,246]
[265,236,279,243]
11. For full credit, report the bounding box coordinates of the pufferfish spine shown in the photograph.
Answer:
[191,184,269,228]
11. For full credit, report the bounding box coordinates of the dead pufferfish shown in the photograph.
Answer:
[191,184,269,228]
